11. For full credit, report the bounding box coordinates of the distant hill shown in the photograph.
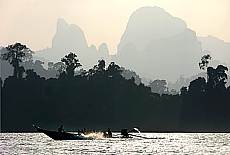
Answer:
[0,47,13,79]
[34,18,112,69]
[2,7,229,84]
[113,6,203,82]
[198,35,230,67]
[117,6,187,55]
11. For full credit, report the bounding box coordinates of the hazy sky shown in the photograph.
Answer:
[0,0,229,54]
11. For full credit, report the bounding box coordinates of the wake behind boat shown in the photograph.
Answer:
[33,125,87,140]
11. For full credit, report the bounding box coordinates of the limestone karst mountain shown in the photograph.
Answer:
[198,35,230,67]
[34,18,111,69]
[113,6,202,82]
[117,6,187,55]
[2,7,229,84]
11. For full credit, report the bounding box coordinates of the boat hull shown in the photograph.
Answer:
[33,125,86,140]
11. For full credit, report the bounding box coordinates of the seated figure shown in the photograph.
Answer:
[121,128,129,138]
[58,125,65,132]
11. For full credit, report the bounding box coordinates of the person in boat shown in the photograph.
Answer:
[121,128,129,138]
[108,128,112,138]
[103,128,112,138]
[78,129,81,135]
[58,125,65,132]
[84,128,86,134]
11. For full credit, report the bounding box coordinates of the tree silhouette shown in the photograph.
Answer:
[54,62,65,72]
[25,69,41,82]
[0,77,2,88]
[199,54,211,70]
[1,43,32,79]
[18,66,25,79]
[2,44,230,132]
[188,77,206,94]
[106,62,122,78]
[207,65,228,90]
[97,59,106,73]
[180,86,188,96]
[61,52,82,78]
[48,62,54,70]
[149,79,167,94]
[89,59,106,77]
[121,67,141,85]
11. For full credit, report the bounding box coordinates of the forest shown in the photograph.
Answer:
[1,43,230,132]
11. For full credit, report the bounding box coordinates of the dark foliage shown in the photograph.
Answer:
[1,45,230,132]
[1,43,33,79]
[199,54,211,70]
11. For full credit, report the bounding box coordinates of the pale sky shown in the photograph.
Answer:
[0,0,229,54]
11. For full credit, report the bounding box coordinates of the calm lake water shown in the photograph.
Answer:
[0,132,229,154]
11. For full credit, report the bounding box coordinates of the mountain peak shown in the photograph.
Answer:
[133,6,169,16]
[51,18,88,52]
[57,18,69,31]
[117,6,187,54]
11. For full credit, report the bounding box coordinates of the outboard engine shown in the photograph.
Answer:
[121,129,129,138]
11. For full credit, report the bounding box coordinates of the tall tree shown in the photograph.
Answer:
[106,62,122,78]
[188,77,206,94]
[199,54,211,70]
[207,65,228,90]
[199,54,228,90]
[61,52,82,78]
[89,59,106,77]
[97,59,106,73]
[1,43,32,79]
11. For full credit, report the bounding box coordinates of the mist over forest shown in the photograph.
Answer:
[1,7,230,90]
[1,6,230,132]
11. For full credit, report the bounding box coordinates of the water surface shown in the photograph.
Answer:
[1,133,229,154]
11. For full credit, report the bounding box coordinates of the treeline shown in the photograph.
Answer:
[1,43,230,132]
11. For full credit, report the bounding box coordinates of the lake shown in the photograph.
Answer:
[0,132,229,154]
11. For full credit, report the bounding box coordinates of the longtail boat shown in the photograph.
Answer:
[33,125,87,140]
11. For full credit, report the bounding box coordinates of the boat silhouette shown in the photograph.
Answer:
[33,125,87,140]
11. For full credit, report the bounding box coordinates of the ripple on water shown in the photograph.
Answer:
[0,133,230,154]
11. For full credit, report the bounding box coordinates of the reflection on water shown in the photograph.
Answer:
[0,133,229,154]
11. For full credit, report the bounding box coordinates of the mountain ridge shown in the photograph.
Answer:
[34,18,111,69]
[117,6,187,54]
[21,7,230,82]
